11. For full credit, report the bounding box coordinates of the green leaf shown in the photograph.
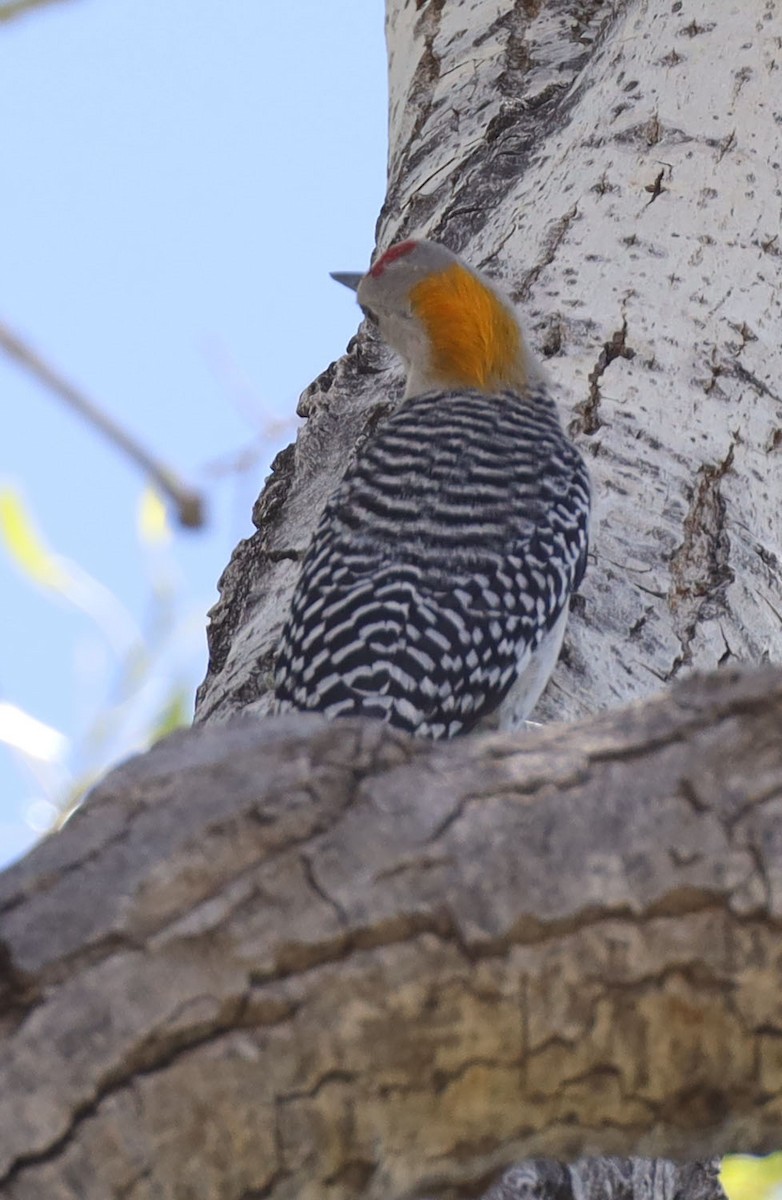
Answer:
[150,688,190,743]
[137,486,171,547]
[0,485,69,592]
[721,1154,782,1200]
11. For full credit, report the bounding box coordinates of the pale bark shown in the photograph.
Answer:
[1,666,779,1198]
[196,0,782,726]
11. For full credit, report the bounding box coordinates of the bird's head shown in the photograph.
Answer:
[332,238,534,398]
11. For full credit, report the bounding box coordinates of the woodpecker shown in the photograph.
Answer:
[274,238,590,738]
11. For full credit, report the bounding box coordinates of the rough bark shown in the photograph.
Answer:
[196,0,782,726]
[1,665,781,1198]
[481,1156,723,1200]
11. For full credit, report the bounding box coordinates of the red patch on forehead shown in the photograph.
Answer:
[369,239,417,278]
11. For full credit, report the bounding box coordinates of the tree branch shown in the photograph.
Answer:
[1,665,779,1197]
[0,320,205,528]
[0,0,81,23]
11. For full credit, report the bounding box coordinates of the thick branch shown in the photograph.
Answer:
[1,665,779,1198]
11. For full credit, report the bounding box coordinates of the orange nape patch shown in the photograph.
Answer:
[410,263,526,392]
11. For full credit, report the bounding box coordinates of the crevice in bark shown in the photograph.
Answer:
[265,548,302,564]
[0,991,261,1189]
[0,938,40,1036]
[644,167,666,204]
[515,206,580,302]
[667,443,736,678]
[680,19,716,38]
[733,362,782,406]
[570,320,635,436]
[300,851,350,929]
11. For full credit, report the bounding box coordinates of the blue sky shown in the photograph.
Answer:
[0,0,386,864]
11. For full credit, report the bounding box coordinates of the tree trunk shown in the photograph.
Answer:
[1,665,780,1199]
[195,0,782,727]
[2,1,781,1197]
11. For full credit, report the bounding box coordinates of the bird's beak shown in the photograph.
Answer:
[330,271,363,293]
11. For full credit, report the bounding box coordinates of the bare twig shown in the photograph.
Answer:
[0,320,205,529]
[0,0,80,21]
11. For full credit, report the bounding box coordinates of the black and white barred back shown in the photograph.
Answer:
[274,384,590,738]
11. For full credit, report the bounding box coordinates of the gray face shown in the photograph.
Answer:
[354,240,462,372]
[356,239,460,319]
